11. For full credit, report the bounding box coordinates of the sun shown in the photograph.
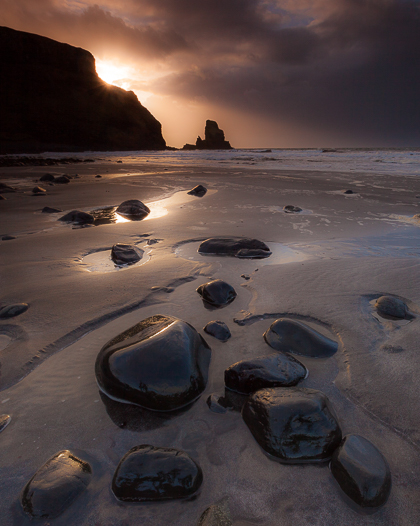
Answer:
[95,59,132,87]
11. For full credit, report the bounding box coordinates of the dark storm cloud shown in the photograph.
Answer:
[1,0,419,144]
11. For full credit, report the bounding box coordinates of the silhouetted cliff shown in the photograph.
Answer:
[0,26,166,153]
[183,120,232,150]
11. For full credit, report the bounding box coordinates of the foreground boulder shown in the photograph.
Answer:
[331,434,391,508]
[20,450,92,519]
[0,303,29,318]
[225,353,307,394]
[242,387,342,463]
[0,26,166,153]
[95,314,211,411]
[59,210,94,225]
[116,199,150,220]
[188,184,207,197]
[111,244,143,265]
[204,320,231,342]
[264,318,338,358]
[112,445,202,501]
[375,295,408,319]
[197,279,237,308]
[198,237,271,259]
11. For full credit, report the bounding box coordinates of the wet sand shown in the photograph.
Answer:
[0,160,420,525]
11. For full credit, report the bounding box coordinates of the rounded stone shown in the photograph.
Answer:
[32,186,46,194]
[198,237,271,259]
[116,199,150,219]
[59,210,94,224]
[331,434,392,508]
[54,175,70,184]
[0,414,11,433]
[0,303,29,319]
[344,189,354,194]
[283,205,302,213]
[111,243,143,265]
[95,314,211,411]
[263,318,338,358]
[40,174,55,182]
[225,353,307,394]
[204,321,231,342]
[20,450,92,519]
[197,279,237,308]
[187,184,207,197]
[112,445,203,502]
[242,387,342,463]
[375,295,407,319]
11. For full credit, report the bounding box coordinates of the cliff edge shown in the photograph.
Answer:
[0,26,166,153]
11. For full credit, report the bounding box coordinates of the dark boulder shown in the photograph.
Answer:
[197,502,232,526]
[331,434,392,508]
[59,210,94,224]
[42,206,62,213]
[112,445,203,502]
[225,353,307,394]
[32,186,46,195]
[242,387,342,463]
[0,414,11,433]
[40,173,55,182]
[204,320,231,342]
[54,175,70,184]
[0,303,29,318]
[2,235,16,240]
[111,244,143,265]
[344,189,354,194]
[198,237,271,259]
[283,205,302,213]
[20,450,92,519]
[95,314,211,411]
[116,199,150,220]
[375,295,407,319]
[264,318,338,358]
[187,184,207,197]
[197,279,237,308]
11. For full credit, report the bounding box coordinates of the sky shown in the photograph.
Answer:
[1,0,420,148]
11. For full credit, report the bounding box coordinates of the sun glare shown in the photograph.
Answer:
[95,60,132,87]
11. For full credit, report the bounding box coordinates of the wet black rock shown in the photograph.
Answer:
[112,445,203,502]
[197,279,237,308]
[40,173,55,182]
[42,206,62,213]
[264,318,338,358]
[59,210,94,224]
[116,199,150,220]
[375,295,408,319]
[55,175,70,184]
[2,235,16,240]
[0,414,11,433]
[32,186,46,194]
[331,434,391,508]
[95,314,211,411]
[344,189,354,194]
[187,184,207,197]
[198,502,232,526]
[241,274,250,280]
[20,450,92,519]
[225,353,307,394]
[0,183,16,193]
[204,320,231,342]
[283,205,302,213]
[0,303,29,318]
[111,243,143,265]
[95,174,102,178]
[198,237,271,259]
[242,387,342,463]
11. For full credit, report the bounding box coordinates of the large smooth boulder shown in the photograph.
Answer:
[375,295,408,319]
[198,237,271,259]
[197,279,237,308]
[116,199,150,220]
[59,210,94,225]
[331,434,392,508]
[242,387,342,463]
[0,303,29,318]
[187,184,207,197]
[204,320,231,342]
[111,244,143,265]
[264,318,338,358]
[20,450,92,519]
[112,445,203,502]
[225,353,307,394]
[95,315,211,411]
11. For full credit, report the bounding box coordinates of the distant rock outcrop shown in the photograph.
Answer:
[0,26,166,153]
[183,120,232,150]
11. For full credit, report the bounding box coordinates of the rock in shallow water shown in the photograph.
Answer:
[187,184,207,197]
[198,237,271,259]
[197,279,237,308]
[20,450,92,519]
[95,315,211,411]
[116,199,150,220]
[59,210,94,225]
[283,205,302,213]
[112,445,203,502]
[0,303,29,318]
[375,295,407,319]
[225,353,307,394]
[242,387,342,463]
[111,243,143,265]
[264,318,338,358]
[331,434,391,508]
[204,320,231,341]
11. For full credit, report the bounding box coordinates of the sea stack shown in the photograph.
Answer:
[0,26,166,153]
[183,120,233,150]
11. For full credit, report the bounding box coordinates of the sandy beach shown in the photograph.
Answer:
[1,150,420,525]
